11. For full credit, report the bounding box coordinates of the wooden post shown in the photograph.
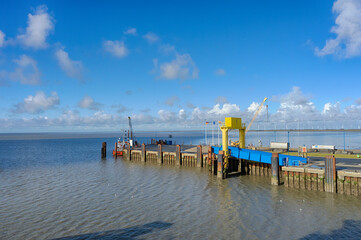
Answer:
[114,142,117,159]
[217,151,224,179]
[127,144,131,161]
[141,143,146,162]
[176,145,181,166]
[197,145,202,168]
[101,142,106,158]
[157,144,163,164]
[271,153,280,185]
[325,155,336,193]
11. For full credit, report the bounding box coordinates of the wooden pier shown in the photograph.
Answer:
[117,144,361,196]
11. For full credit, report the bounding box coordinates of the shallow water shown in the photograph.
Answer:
[1,137,361,239]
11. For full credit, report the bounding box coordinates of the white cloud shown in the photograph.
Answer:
[274,86,318,121]
[103,40,128,58]
[247,102,260,112]
[124,27,137,35]
[17,5,54,49]
[158,109,176,122]
[322,102,341,118]
[0,30,5,47]
[179,109,186,121]
[143,32,159,44]
[55,48,83,81]
[215,68,226,75]
[165,95,179,106]
[10,55,41,85]
[78,95,102,110]
[13,91,59,114]
[315,0,361,58]
[208,103,241,115]
[158,53,199,80]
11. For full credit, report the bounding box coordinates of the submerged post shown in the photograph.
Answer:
[217,150,224,179]
[141,143,146,162]
[271,152,280,185]
[197,145,202,168]
[157,144,163,164]
[101,142,106,158]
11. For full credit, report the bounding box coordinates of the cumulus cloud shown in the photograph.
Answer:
[273,86,318,121]
[165,95,179,106]
[158,53,199,80]
[315,0,361,58]
[17,5,54,49]
[124,27,137,35]
[10,55,41,85]
[0,30,5,47]
[143,32,159,44]
[103,40,128,58]
[322,102,341,118]
[215,69,226,75]
[208,103,241,116]
[13,91,59,114]
[78,95,102,110]
[55,48,83,81]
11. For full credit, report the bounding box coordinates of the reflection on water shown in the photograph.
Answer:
[1,138,361,239]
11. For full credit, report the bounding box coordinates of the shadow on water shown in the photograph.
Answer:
[300,220,361,240]
[51,221,173,240]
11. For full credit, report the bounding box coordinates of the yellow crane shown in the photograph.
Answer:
[245,97,267,133]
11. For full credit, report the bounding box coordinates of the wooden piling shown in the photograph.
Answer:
[271,153,280,185]
[176,145,181,166]
[157,144,163,164]
[127,144,131,161]
[101,142,106,158]
[325,155,336,193]
[141,143,146,162]
[197,145,202,168]
[217,151,224,179]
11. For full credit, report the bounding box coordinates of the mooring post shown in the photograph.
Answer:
[127,144,131,161]
[217,150,224,179]
[101,142,107,158]
[208,146,213,171]
[114,142,117,159]
[157,144,163,164]
[271,152,280,185]
[141,143,146,162]
[176,145,181,166]
[325,155,336,193]
[197,145,202,168]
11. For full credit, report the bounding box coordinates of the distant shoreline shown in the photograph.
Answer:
[0,129,360,140]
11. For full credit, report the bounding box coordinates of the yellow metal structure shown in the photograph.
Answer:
[245,97,267,133]
[220,117,246,173]
[220,117,246,154]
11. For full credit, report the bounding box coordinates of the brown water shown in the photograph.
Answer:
[1,138,361,239]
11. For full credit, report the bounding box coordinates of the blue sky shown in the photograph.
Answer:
[1,0,361,132]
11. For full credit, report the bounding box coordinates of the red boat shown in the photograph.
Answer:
[113,140,125,156]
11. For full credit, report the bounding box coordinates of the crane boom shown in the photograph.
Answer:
[245,97,267,133]
[128,116,133,142]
